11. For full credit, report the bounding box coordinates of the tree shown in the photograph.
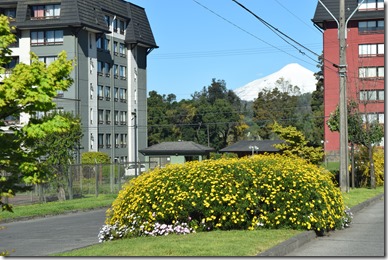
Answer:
[0,15,75,212]
[310,55,324,146]
[271,122,324,165]
[252,87,298,139]
[31,112,83,200]
[327,100,384,189]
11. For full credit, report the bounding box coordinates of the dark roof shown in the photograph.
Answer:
[312,0,384,29]
[139,141,215,156]
[4,0,158,47]
[126,3,158,48]
[219,140,284,153]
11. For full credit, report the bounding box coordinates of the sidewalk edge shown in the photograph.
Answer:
[257,192,384,256]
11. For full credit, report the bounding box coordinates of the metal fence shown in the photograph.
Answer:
[6,162,156,206]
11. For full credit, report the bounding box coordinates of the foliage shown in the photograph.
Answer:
[354,146,384,187]
[147,79,248,150]
[252,87,298,139]
[209,152,238,160]
[0,16,75,213]
[30,111,82,198]
[310,54,324,146]
[102,154,347,242]
[81,151,111,164]
[271,122,324,165]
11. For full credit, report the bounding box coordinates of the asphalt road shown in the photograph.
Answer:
[286,198,385,257]
[0,208,108,256]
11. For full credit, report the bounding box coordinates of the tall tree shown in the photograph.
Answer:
[0,16,75,212]
[31,112,83,200]
[252,87,298,139]
[310,54,324,146]
[327,100,384,188]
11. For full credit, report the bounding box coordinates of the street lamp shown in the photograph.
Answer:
[249,145,259,156]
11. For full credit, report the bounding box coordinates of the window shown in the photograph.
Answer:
[113,19,118,32]
[90,133,94,149]
[360,89,384,101]
[359,66,384,78]
[98,109,104,124]
[359,20,384,34]
[359,43,384,57]
[114,87,119,101]
[358,0,384,11]
[38,56,57,65]
[121,134,127,148]
[106,134,112,148]
[113,64,119,78]
[120,111,127,125]
[2,8,16,19]
[119,43,126,57]
[113,41,118,55]
[98,134,104,148]
[114,111,119,125]
[105,110,111,124]
[4,56,19,73]
[115,134,120,148]
[31,30,63,46]
[90,108,93,124]
[119,65,126,79]
[362,113,384,124]
[90,83,94,100]
[98,85,104,100]
[97,61,103,76]
[30,5,60,19]
[104,62,110,77]
[119,88,127,102]
[104,15,110,28]
[105,86,111,101]
[119,20,125,34]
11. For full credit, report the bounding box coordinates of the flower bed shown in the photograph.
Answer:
[100,154,348,242]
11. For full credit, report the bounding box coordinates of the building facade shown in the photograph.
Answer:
[313,0,384,160]
[0,0,157,164]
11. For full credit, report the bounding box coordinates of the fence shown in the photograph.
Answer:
[6,162,156,206]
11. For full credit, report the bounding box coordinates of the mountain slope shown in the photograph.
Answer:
[234,63,317,101]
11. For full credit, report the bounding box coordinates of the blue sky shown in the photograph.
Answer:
[129,0,323,100]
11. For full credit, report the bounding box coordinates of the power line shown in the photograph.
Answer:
[231,0,336,67]
[191,0,318,68]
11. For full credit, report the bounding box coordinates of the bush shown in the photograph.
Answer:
[354,146,384,187]
[102,154,347,241]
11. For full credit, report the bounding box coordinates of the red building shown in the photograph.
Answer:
[313,0,384,160]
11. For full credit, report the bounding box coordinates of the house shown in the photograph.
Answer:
[219,140,284,158]
[139,141,215,168]
[312,0,384,161]
[0,0,158,165]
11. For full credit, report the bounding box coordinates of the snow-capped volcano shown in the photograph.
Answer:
[234,63,317,101]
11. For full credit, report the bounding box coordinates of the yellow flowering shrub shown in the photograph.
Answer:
[355,146,384,187]
[105,154,346,239]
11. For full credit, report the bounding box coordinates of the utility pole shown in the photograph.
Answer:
[132,109,138,177]
[338,0,349,193]
[318,0,365,192]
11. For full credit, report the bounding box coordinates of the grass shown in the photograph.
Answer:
[0,194,116,222]
[53,229,303,256]
[1,186,384,256]
[342,186,384,208]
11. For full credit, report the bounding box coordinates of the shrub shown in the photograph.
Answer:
[354,146,384,187]
[102,154,347,241]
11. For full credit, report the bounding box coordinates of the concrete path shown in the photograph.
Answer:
[0,208,108,256]
[286,198,385,256]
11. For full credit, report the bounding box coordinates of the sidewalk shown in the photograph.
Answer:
[258,193,385,256]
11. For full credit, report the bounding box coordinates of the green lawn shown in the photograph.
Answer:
[0,194,116,222]
[54,229,304,256]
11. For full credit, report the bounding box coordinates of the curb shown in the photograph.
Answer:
[257,193,384,256]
